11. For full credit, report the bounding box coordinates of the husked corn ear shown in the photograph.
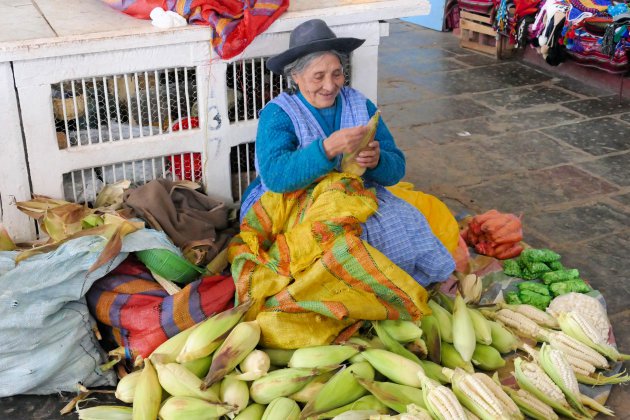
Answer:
[301,361,374,418]
[471,344,506,371]
[420,373,467,420]
[428,299,453,343]
[288,344,359,368]
[236,350,270,380]
[132,359,161,420]
[503,387,559,420]
[233,403,266,420]
[115,370,141,403]
[546,330,609,369]
[149,323,198,364]
[340,111,380,176]
[499,303,559,329]
[287,370,335,403]
[441,342,474,373]
[181,355,212,378]
[563,353,596,376]
[355,378,425,414]
[449,369,522,420]
[76,405,133,420]
[539,344,590,417]
[484,308,542,340]
[202,320,261,388]
[220,375,250,416]
[316,395,389,419]
[177,301,251,363]
[261,397,300,420]
[158,396,235,420]
[468,308,492,345]
[249,366,333,404]
[378,320,423,343]
[154,362,220,402]
[361,348,424,387]
[513,358,582,420]
[453,294,476,362]
[488,320,520,354]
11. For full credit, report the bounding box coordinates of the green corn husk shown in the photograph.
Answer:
[316,395,389,419]
[520,248,561,263]
[355,378,425,414]
[503,259,522,278]
[518,290,551,311]
[440,342,474,373]
[546,260,565,271]
[549,279,591,297]
[233,403,266,420]
[372,320,424,365]
[542,269,580,285]
[505,291,522,305]
[517,281,550,296]
[76,405,133,420]
[471,344,506,371]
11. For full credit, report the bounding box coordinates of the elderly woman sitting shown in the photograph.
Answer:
[239,19,454,287]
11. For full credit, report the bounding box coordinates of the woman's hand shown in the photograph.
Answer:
[355,141,380,169]
[322,126,368,159]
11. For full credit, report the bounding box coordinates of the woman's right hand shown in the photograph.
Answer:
[322,126,369,160]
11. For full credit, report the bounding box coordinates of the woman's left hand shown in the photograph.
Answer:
[355,141,380,169]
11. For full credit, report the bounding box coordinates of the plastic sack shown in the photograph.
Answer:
[88,259,235,359]
[386,182,459,255]
[0,228,177,397]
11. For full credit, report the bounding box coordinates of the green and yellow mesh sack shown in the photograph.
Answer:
[229,172,430,349]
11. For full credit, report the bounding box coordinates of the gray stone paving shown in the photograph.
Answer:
[381,20,630,417]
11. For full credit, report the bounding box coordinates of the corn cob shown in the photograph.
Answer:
[355,378,425,414]
[512,358,584,420]
[453,294,476,362]
[419,315,441,363]
[177,301,251,363]
[159,396,236,420]
[558,311,630,361]
[373,320,424,365]
[249,366,334,404]
[361,348,424,387]
[419,372,468,420]
[149,323,198,364]
[340,111,380,176]
[287,370,335,403]
[564,353,597,376]
[379,319,424,343]
[405,338,429,361]
[487,320,520,354]
[547,293,610,339]
[220,375,250,416]
[428,299,453,343]
[502,387,559,420]
[288,344,359,369]
[76,405,133,420]
[115,370,141,403]
[448,369,522,420]
[418,359,451,384]
[154,362,220,402]
[315,395,389,419]
[499,302,558,329]
[471,344,506,371]
[468,308,492,345]
[181,355,212,378]
[544,330,609,369]
[482,308,543,340]
[233,403,266,420]
[538,344,589,417]
[300,361,374,417]
[132,359,161,420]
[202,320,261,388]
[261,348,294,367]
[261,397,300,420]
[441,342,474,373]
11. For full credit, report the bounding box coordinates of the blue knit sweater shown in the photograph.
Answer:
[246,93,405,198]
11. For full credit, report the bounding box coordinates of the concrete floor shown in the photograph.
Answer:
[380,20,630,418]
[1,18,629,420]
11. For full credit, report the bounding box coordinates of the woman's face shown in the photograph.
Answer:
[293,53,345,109]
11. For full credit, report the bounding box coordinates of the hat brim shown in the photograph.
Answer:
[266,37,365,75]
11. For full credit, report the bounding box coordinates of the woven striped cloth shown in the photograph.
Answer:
[102,0,289,59]
[87,257,235,359]
[229,172,431,349]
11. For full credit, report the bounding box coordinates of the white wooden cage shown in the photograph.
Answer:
[0,0,428,242]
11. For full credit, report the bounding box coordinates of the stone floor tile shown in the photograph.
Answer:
[610,192,630,206]
[525,202,630,244]
[619,112,630,123]
[414,117,506,145]
[451,53,501,66]
[478,107,583,132]
[389,125,431,150]
[471,85,581,111]
[380,96,496,127]
[378,79,438,105]
[561,95,630,118]
[551,76,617,97]
[541,117,630,156]
[578,153,630,187]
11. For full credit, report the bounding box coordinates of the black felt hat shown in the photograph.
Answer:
[266,19,365,75]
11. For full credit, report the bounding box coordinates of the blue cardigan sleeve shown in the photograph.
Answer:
[363,99,406,186]
[256,104,336,193]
